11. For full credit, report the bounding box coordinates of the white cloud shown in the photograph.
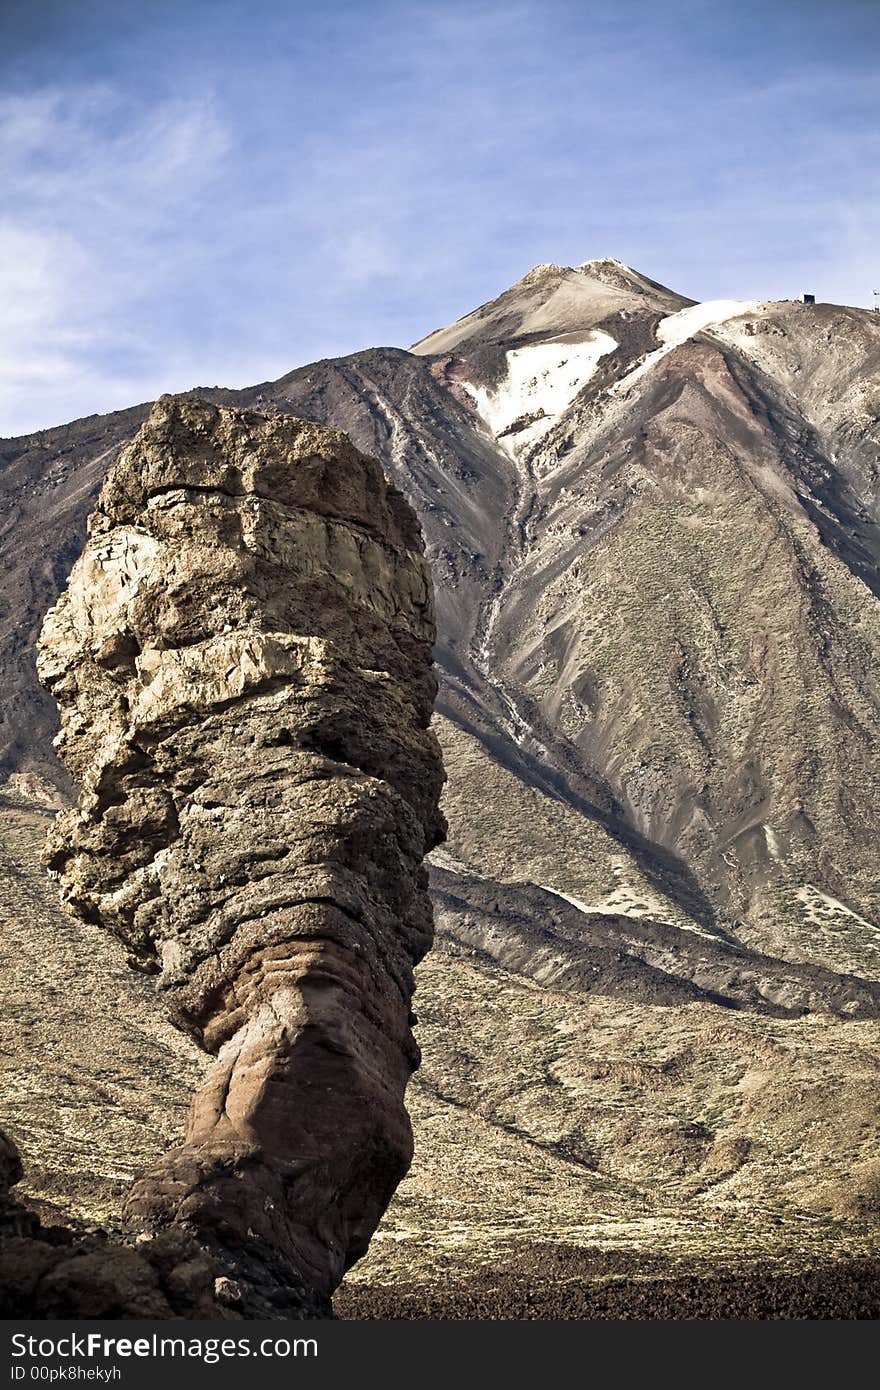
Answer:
[0,87,231,435]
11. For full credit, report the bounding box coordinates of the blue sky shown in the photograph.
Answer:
[1,0,878,435]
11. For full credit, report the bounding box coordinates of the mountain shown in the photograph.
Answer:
[2,260,879,1314]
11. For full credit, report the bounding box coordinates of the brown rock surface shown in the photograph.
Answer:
[32,397,445,1307]
[0,1120,325,1318]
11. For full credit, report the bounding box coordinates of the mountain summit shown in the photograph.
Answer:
[411,257,691,355]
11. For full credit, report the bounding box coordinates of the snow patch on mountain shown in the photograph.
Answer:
[538,883,717,938]
[465,332,617,456]
[612,299,763,394]
[658,299,763,349]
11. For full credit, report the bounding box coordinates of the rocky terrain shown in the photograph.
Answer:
[1,257,879,1316]
[2,397,444,1315]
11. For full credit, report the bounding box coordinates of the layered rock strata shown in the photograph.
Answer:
[35,397,445,1306]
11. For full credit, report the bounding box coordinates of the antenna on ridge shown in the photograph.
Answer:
[873,290,880,312]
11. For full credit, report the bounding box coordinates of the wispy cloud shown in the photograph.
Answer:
[0,87,232,433]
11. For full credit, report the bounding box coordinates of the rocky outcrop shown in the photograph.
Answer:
[0,1131,22,1196]
[35,397,445,1309]
[0,1125,325,1317]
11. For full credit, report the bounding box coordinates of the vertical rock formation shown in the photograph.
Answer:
[36,397,445,1305]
